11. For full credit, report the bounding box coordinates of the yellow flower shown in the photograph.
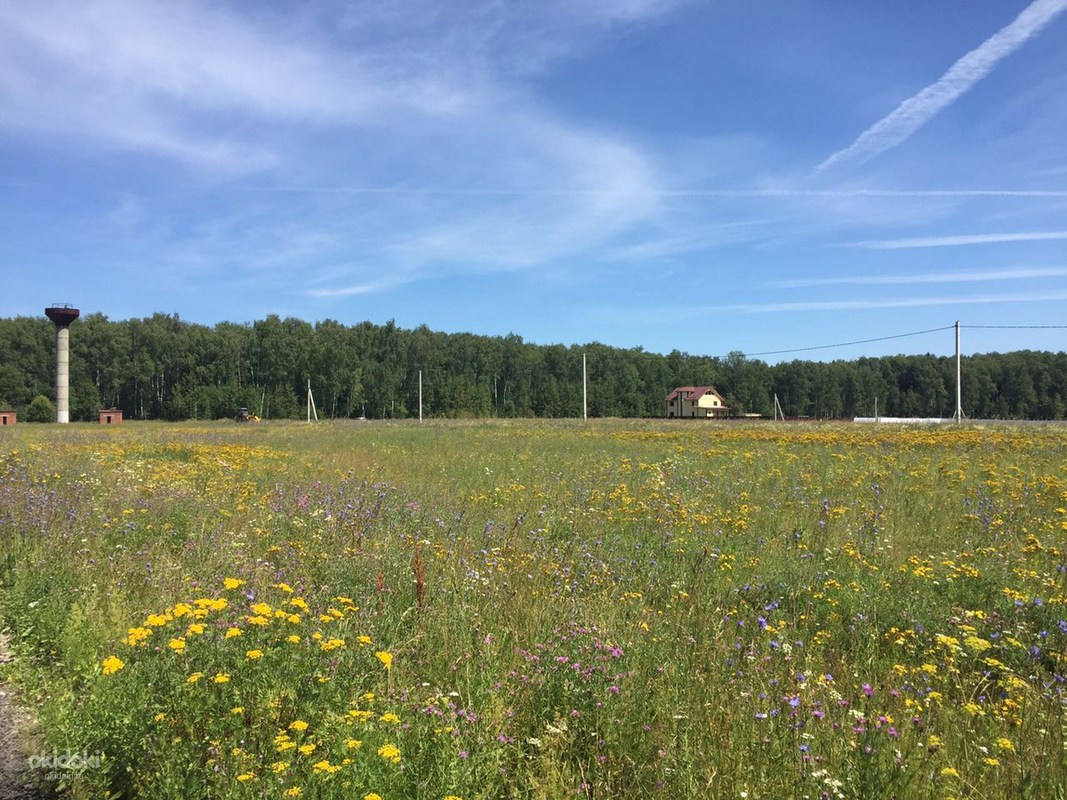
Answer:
[187,672,204,683]
[144,613,171,627]
[995,737,1015,753]
[225,627,242,638]
[940,767,960,778]
[186,623,205,636]
[126,627,153,646]
[247,615,269,626]
[271,761,290,773]
[172,603,192,618]
[321,638,345,652]
[377,743,400,764]
[364,794,383,800]
[274,582,294,593]
[983,757,1000,767]
[298,743,316,755]
[287,614,302,624]
[232,706,245,715]
[168,638,186,653]
[444,796,464,800]
[283,789,302,798]
[236,773,254,782]
[224,577,246,590]
[289,720,309,732]
[213,673,230,683]
[246,649,264,660]
[251,602,273,616]
[153,712,166,722]
[379,712,400,724]
[375,651,393,670]
[101,655,125,675]
[345,739,362,749]
[357,635,372,645]
[290,597,309,610]
[287,635,302,644]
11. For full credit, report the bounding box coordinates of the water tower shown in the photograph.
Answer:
[45,304,80,423]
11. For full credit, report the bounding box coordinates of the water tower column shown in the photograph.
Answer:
[56,324,70,422]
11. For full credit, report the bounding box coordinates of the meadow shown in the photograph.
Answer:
[0,419,1065,799]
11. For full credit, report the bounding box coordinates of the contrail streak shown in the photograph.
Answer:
[816,0,1067,173]
[847,231,1067,249]
[771,266,1067,288]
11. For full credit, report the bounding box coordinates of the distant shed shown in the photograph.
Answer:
[0,410,15,426]
[99,408,123,425]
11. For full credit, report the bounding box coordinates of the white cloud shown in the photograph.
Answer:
[816,0,1067,173]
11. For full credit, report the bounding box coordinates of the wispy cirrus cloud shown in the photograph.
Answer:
[772,266,1067,288]
[307,279,403,298]
[816,0,1067,173]
[0,0,689,301]
[846,231,1067,249]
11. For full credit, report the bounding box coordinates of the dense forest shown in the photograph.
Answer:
[1,313,1065,421]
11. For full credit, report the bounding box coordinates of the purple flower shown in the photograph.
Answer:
[862,683,874,697]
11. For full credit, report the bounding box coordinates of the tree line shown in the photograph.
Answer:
[1,313,1065,421]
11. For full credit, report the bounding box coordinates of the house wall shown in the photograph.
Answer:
[0,411,15,426]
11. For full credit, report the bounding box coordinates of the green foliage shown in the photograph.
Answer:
[25,394,55,422]
[1,314,1065,420]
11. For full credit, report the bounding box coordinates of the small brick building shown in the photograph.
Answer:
[99,408,123,425]
[0,410,15,426]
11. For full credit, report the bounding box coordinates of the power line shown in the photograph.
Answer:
[741,325,954,358]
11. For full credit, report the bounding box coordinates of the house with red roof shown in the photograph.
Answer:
[666,386,729,418]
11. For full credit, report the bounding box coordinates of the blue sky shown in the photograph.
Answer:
[2,0,1066,362]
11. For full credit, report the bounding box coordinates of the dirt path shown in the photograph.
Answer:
[0,634,53,800]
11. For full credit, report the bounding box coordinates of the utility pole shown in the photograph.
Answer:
[307,379,318,423]
[953,321,964,424]
[418,370,423,422]
[582,353,588,421]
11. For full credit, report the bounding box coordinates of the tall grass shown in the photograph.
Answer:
[1,420,1065,798]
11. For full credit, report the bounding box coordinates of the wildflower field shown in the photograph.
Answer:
[1,420,1066,799]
